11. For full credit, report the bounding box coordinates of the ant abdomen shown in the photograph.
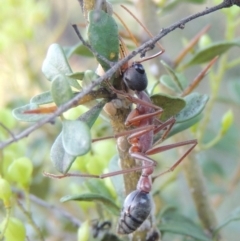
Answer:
[117,190,152,234]
[123,63,148,91]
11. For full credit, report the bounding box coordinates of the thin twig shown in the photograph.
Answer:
[0,122,16,140]
[17,199,45,241]
[29,193,82,227]
[72,24,114,67]
[0,0,237,150]
[16,190,81,227]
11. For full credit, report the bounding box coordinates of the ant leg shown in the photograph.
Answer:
[43,171,100,179]
[92,124,156,143]
[105,81,163,112]
[153,117,176,145]
[125,108,163,127]
[146,139,198,178]
[126,117,176,152]
[43,161,153,180]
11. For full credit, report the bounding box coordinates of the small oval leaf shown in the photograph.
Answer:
[60,193,120,216]
[81,70,99,89]
[184,40,240,66]
[151,94,186,121]
[42,43,72,80]
[30,91,53,105]
[160,74,188,93]
[88,10,119,71]
[175,93,208,122]
[50,133,76,173]
[62,120,91,156]
[51,75,74,106]
[42,43,81,89]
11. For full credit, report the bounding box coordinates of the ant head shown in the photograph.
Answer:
[123,62,148,91]
[115,5,165,92]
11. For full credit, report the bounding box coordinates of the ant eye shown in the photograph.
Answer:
[134,63,145,74]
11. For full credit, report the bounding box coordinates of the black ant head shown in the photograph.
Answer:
[123,62,148,92]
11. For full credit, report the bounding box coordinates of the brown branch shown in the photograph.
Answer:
[0,0,238,150]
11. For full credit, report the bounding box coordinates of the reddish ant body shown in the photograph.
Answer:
[110,85,197,235]
[109,8,198,234]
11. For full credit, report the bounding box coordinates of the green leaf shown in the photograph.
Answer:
[30,91,53,105]
[108,155,125,203]
[150,94,186,121]
[161,60,187,92]
[184,40,240,66]
[85,179,114,200]
[88,10,119,71]
[66,72,85,80]
[64,43,93,58]
[78,100,105,128]
[62,120,91,156]
[160,74,188,94]
[81,70,99,89]
[168,113,203,137]
[51,75,74,106]
[50,133,76,173]
[159,207,211,241]
[60,193,120,216]
[12,104,51,122]
[175,93,208,122]
[42,43,81,89]
[214,207,240,236]
[228,80,240,103]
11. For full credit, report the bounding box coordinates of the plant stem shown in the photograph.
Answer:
[181,136,220,239]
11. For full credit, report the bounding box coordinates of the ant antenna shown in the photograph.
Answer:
[120,5,165,63]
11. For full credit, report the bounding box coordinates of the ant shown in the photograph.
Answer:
[106,78,197,235]
[106,7,198,234]
[45,5,216,235]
